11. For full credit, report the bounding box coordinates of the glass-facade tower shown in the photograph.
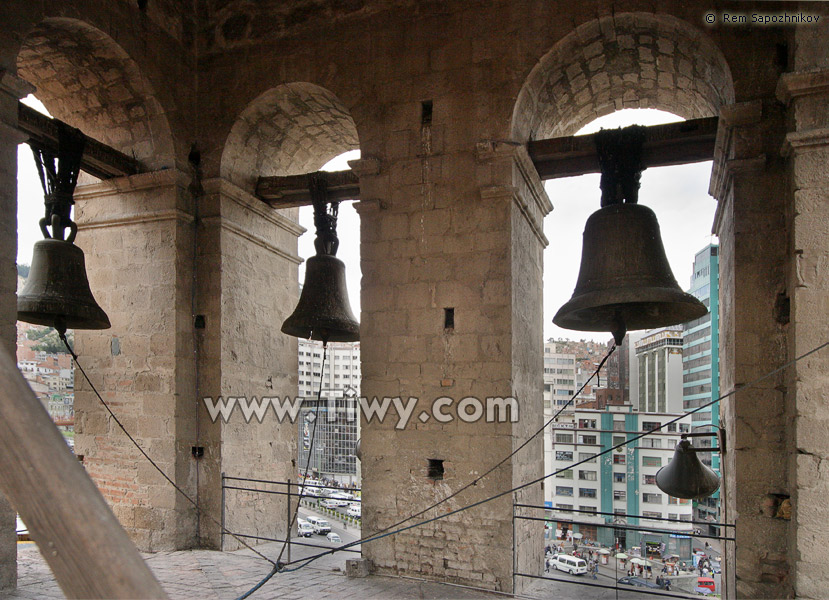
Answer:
[682,244,720,532]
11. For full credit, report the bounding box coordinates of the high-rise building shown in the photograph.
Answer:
[633,327,685,413]
[682,244,720,531]
[297,340,361,484]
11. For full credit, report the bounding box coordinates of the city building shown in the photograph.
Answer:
[548,408,696,558]
[683,244,721,531]
[633,327,685,413]
[297,339,361,485]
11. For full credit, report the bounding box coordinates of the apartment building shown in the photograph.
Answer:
[548,408,696,558]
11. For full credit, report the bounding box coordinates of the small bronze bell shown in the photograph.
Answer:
[553,125,707,344]
[655,439,720,500]
[281,173,359,344]
[18,238,111,332]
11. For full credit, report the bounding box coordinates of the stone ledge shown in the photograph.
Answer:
[776,69,829,105]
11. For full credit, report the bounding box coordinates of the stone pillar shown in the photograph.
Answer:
[72,171,301,553]
[0,69,34,592]
[777,64,829,599]
[711,100,791,598]
[72,169,201,552]
[198,178,301,550]
[358,132,549,591]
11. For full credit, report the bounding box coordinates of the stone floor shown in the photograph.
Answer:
[2,541,686,599]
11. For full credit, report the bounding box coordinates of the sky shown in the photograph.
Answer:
[18,102,717,344]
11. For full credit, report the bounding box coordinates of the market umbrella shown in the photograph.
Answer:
[615,553,628,559]
[598,549,611,555]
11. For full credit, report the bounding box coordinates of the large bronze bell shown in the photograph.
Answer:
[281,253,359,343]
[553,125,707,344]
[281,172,359,344]
[553,202,707,344]
[655,438,720,500]
[18,238,111,332]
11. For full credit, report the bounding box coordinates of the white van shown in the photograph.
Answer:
[297,519,314,537]
[305,516,331,535]
[347,503,361,518]
[553,555,588,575]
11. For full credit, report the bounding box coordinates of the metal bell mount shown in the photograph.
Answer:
[281,172,359,344]
[17,122,110,333]
[553,126,707,344]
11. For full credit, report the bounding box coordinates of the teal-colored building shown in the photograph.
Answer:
[549,409,695,560]
[682,244,720,532]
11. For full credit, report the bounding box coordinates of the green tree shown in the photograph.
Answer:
[17,263,30,279]
[31,329,74,354]
[26,327,51,341]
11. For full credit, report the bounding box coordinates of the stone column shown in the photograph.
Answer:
[72,169,201,552]
[711,99,791,599]
[198,178,302,550]
[358,133,549,592]
[777,64,829,600]
[0,69,34,592]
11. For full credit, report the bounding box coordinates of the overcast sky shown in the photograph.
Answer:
[18,101,716,344]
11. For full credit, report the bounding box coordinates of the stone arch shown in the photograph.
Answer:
[16,17,175,171]
[221,82,360,193]
[512,12,735,140]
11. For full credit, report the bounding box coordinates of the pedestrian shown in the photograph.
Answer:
[656,575,663,587]
[592,562,598,580]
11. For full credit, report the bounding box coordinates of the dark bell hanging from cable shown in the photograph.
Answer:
[17,123,110,333]
[655,438,720,500]
[18,239,111,332]
[281,172,359,344]
[553,125,707,344]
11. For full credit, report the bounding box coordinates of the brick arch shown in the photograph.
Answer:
[512,12,735,140]
[16,17,175,171]
[221,82,359,193]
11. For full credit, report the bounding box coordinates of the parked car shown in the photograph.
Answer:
[326,532,342,544]
[552,555,587,575]
[305,516,331,535]
[617,576,661,589]
[347,503,361,517]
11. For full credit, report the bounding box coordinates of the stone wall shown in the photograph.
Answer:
[73,170,200,551]
[200,178,302,550]
[780,14,829,597]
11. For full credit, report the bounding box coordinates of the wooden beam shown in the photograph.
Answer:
[527,116,718,180]
[18,102,143,180]
[256,170,360,208]
[0,346,167,598]
[255,117,718,208]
